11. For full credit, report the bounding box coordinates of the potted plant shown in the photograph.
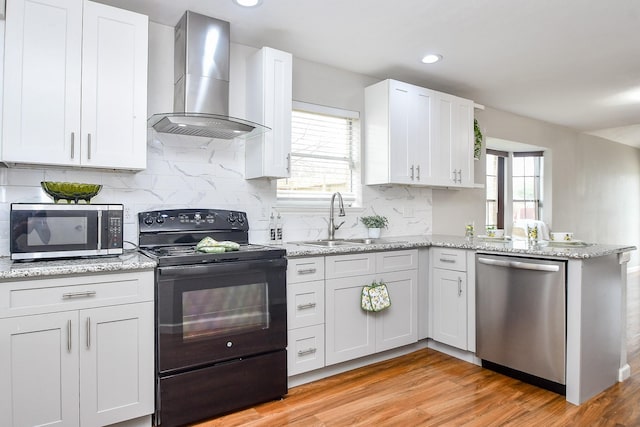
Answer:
[360,215,389,238]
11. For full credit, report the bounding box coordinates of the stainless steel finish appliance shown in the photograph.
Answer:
[148,11,269,139]
[476,254,566,391]
[138,209,287,427]
[10,203,123,260]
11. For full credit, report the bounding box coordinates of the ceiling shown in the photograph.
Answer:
[96,0,640,147]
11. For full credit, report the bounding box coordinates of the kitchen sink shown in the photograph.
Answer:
[292,238,405,247]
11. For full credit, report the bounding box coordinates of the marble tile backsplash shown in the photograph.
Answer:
[0,132,433,256]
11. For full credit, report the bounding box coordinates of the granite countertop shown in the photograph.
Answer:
[0,250,157,280]
[284,234,636,259]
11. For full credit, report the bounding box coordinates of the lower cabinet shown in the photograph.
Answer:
[0,271,154,427]
[325,250,418,366]
[430,247,469,350]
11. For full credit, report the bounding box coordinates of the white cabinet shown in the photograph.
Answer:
[1,0,148,170]
[325,250,418,365]
[245,46,293,179]
[431,92,475,187]
[429,247,468,350]
[0,271,154,427]
[364,79,432,185]
[286,257,325,375]
[364,79,475,188]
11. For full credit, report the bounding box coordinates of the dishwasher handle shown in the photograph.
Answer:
[477,257,560,272]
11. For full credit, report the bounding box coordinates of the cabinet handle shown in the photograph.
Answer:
[457,169,462,183]
[297,302,317,310]
[86,317,91,349]
[439,258,456,263]
[297,268,317,275]
[67,319,72,352]
[70,132,75,160]
[458,277,463,296]
[62,290,97,299]
[416,164,421,180]
[297,347,317,356]
[286,153,291,174]
[87,134,92,160]
[410,165,415,180]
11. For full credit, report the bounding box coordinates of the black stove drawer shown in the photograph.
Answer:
[157,350,287,426]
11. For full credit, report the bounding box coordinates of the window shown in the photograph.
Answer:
[485,149,544,229]
[485,149,506,228]
[277,102,360,203]
[512,152,543,221]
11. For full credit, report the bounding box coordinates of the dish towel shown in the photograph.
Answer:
[361,281,391,312]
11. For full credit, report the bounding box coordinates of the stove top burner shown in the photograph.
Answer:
[138,208,285,267]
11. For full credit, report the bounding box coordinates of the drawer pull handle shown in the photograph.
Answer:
[297,268,317,275]
[62,290,97,299]
[67,319,72,352]
[439,258,456,263]
[297,302,317,310]
[298,348,317,356]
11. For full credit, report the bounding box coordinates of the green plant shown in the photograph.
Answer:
[360,215,388,229]
[474,119,483,160]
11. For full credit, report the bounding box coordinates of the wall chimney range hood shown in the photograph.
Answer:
[148,11,269,139]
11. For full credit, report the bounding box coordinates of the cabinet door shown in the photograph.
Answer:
[431,92,474,187]
[288,324,325,376]
[79,302,154,426]
[431,268,467,349]
[81,0,148,169]
[388,80,432,185]
[245,47,293,179]
[325,274,376,365]
[0,312,80,427]
[2,0,83,165]
[376,269,418,352]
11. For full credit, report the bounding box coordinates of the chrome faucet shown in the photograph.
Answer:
[328,192,346,240]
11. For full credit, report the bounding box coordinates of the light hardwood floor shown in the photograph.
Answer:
[196,272,640,426]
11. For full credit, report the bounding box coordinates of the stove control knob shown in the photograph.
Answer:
[156,215,165,224]
[227,212,237,223]
[143,216,154,226]
[237,213,245,224]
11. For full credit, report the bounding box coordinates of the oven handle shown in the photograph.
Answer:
[158,258,287,277]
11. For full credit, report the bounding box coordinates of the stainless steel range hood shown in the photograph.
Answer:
[148,11,269,139]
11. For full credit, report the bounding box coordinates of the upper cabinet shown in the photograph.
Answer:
[365,79,432,185]
[1,0,148,170]
[245,47,293,179]
[364,79,475,188]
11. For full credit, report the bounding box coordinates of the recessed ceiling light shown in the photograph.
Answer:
[421,54,442,64]
[233,0,263,7]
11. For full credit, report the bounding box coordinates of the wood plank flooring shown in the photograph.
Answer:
[195,273,640,426]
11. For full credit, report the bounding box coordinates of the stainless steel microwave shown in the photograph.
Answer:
[10,203,124,261]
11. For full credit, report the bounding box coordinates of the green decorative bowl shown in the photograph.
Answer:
[41,181,102,204]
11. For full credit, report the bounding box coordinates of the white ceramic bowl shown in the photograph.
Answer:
[551,232,573,241]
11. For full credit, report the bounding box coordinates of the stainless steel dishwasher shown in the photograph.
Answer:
[476,254,566,391]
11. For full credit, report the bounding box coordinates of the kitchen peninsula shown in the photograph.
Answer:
[285,235,635,406]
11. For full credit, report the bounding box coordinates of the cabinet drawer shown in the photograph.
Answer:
[431,248,467,272]
[287,280,325,329]
[0,271,154,318]
[287,257,324,283]
[325,253,375,279]
[376,250,418,273]
[288,324,325,375]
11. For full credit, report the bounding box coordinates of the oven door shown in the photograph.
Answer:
[156,257,287,373]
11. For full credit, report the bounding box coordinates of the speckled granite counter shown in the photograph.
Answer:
[0,251,157,280]
[284,234,636,259]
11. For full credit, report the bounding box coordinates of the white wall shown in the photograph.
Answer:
[433,107,640,266]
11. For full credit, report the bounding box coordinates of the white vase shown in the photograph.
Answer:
[368,227,381,238]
